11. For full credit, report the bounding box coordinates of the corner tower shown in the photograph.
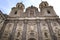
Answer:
[39,1,58,18]
[9,2,25,17]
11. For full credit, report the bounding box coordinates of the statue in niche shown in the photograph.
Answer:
[31,25,34,31]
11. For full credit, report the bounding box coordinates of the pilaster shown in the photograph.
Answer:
[36,20,43,40]
[46,19,57,40]
[22,20,28,40]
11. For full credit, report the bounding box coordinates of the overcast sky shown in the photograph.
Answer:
[0,0,60,17]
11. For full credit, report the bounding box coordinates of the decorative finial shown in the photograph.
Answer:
[31,5,33,7]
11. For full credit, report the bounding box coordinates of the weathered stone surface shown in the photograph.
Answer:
[0,1,60,40]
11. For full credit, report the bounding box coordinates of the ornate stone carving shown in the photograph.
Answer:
[0,1,60,40]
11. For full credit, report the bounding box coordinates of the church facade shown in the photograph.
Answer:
[0,1,60,40]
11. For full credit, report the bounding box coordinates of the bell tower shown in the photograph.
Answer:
[9,2,25,17]
[39,1,58,17]
[16,3,25,11]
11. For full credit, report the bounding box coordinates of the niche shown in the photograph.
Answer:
[17,32,20,37]
[44,32,48,38]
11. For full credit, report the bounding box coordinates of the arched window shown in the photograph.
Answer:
[47,10,50,14]
[15,11,17,14]
[45,4,47,6]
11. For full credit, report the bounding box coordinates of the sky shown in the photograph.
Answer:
[0,0,60,17]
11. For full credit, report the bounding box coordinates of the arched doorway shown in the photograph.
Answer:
[28,38,36,40]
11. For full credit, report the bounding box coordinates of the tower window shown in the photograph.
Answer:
[47,10,50,14]
[45,4,46,6]
[15,11,17,14]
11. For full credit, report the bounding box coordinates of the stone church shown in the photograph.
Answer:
[0,1,60,40]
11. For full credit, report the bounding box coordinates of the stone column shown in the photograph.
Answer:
[9,21,18,40]
[46,20,57,40]
[37,20,43,40]
[0,21,7,39]
[22,20,27,40]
